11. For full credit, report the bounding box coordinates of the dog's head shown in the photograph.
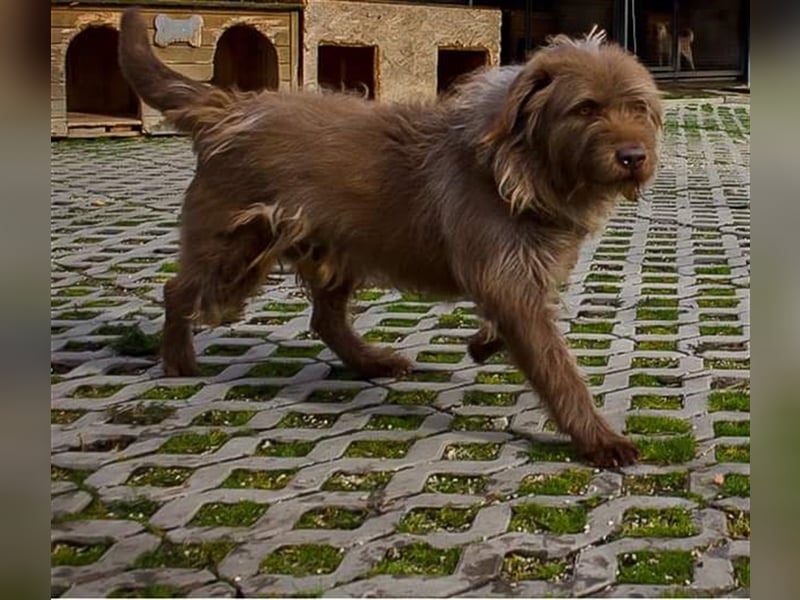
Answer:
[484,28,663,215]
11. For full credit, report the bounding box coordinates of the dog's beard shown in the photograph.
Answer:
[620,180,641,202]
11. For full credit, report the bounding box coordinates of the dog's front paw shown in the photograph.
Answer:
[581,434,639,468]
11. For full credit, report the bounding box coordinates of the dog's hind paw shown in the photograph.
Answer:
[355,351,413,379]
[581,434,640,468]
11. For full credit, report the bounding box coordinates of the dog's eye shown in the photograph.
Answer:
[575,102,599,117]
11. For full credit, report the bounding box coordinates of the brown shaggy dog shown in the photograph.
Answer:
[119,9,662,467]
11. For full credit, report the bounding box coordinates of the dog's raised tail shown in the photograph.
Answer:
[119,8,213,124]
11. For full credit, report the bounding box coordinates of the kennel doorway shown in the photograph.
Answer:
[437,48,489,94]
[213,25,279,92]
[65,26,141,137]
[317,44,377,99]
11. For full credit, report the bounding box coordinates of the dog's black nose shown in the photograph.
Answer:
[615,144,647,171]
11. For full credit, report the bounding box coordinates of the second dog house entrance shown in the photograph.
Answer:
[212,25,279,92]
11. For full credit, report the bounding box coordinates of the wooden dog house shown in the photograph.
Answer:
[51,1,302,137]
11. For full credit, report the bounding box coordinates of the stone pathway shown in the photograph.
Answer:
[51,101,750,598]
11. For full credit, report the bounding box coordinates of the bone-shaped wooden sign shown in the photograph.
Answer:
[153,14,203,48]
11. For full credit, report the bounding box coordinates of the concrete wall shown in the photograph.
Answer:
[51,5,299,136]
[303,0,502,103]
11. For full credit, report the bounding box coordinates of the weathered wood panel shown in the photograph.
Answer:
[51,6,299,137]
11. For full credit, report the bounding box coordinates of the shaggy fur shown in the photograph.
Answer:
[119,9,662,467]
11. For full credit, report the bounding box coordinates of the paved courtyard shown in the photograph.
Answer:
[51,101,750,598]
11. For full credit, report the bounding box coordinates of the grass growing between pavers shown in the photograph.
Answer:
[370,543,460,577]
[714,473,750,497]
[246,361,305,378]
[295,506,368,530]
[725,511,750,539]
[527,441,578,463]
[138,384,203,401]
[365,414,426,430]
[190,501,268,527]
[273,344,324,358]
[417,350,465,364]
[715,443,750,463]
[51,541,109,566]
[127,466,193,487]
[107,584,185,598]
[364,330,407,343]
[424,474,487,495]
[733,557,750,587]
[110,326,160,357]
[623,472,689,496]
[55,496,160,524]
[51,409,86,424]
[517,469,593,496]
[619,508,698,538]
[260,544,344,576]
[202,344,249,357]
[134,540,235,569]
[221,469,296,490]
[69,384,124,398]
[158,430,229,454]
[708,389,749,412]
[626,416,691,435]
[191,409,256,427]
[462,390,519,407]
[51,465,92,485]
[344,439,414,459]
[616,550,694,585]
[443,442,501,461]
[224,384,281,402]
[256,439,316,457]
[277,412,338,429]
[322,471,393,491]
[386,389,438,406]
[398,370,454,382]
[631,395,684,410]
[509,503,586,534]
[713,420,750,437]
[636,435,697,465]
[474,370,525,385]
[107,403,175,425]
[450,415,506,432]
[307,388,362,403]
[501,553,572,582]
[397,505,478,534]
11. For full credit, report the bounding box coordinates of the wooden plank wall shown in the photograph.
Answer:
[51,6,299,136]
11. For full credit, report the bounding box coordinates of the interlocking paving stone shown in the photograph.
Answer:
[51,102,750,597]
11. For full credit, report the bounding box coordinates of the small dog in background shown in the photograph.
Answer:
[119,9,662,467]
[678,28,696,70]
[655,21,696,70]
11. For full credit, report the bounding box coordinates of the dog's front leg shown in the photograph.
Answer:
[476,275,638,468]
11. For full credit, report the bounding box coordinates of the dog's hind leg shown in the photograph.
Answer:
[307,279,412,379]
[467,320,506,363]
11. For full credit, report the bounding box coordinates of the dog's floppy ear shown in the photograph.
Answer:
[483,66,552,145]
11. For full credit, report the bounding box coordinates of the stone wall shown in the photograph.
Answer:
[303,0,501,103]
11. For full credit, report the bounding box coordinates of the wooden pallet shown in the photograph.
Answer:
[66,112,142,138]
